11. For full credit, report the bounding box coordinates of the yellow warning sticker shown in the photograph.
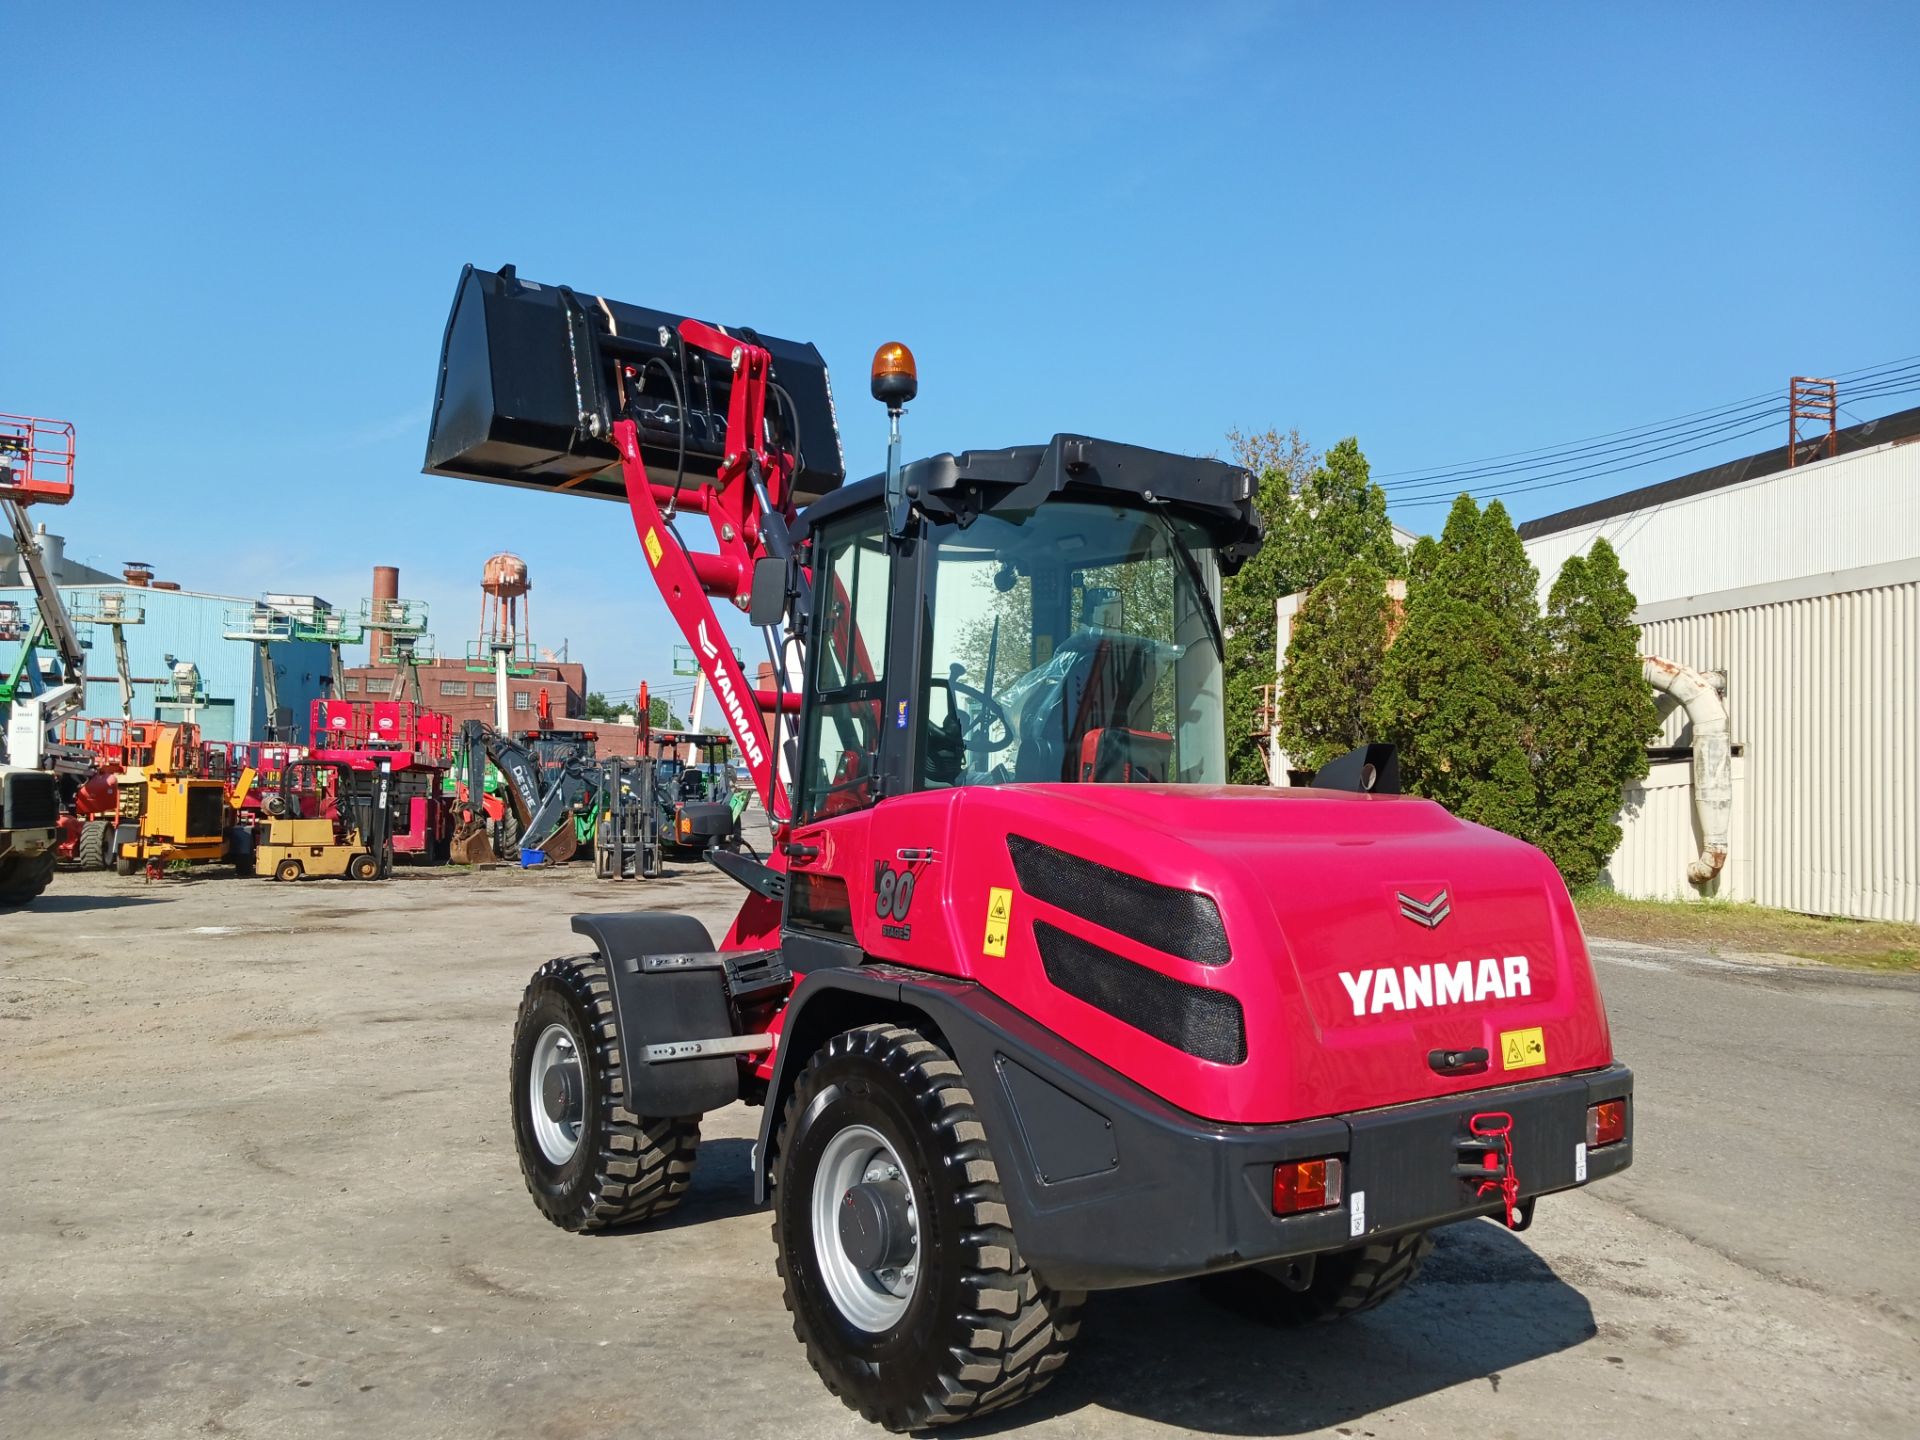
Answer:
[643,527,664,567]
[1500,1026,1546,1071]
[983,886,1013,957]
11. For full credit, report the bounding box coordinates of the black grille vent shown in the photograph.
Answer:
[186,785,226,841]
[1034,920,1247,1065]
[1008,834,1230,966]
[2,770,59,831]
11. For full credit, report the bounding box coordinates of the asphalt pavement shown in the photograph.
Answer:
[2,866,1914,1439]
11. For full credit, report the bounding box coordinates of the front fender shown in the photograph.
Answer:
[570,912,739,1118]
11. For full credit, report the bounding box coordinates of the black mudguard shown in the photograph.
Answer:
[569,913,741,1118]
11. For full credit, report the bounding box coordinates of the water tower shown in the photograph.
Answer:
[471,552,533,730]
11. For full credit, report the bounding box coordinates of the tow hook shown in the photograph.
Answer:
[1457,1111,1525,1229]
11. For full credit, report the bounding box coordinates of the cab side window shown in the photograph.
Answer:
[800,524,888,820]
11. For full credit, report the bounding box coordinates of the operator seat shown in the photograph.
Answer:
[1014,631,1163,783]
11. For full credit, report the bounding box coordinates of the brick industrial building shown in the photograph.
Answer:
[340,654,587,728]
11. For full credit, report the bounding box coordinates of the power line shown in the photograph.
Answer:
[1380,361,1920,494]
[1377,354,1920,486]
[1389,377,1920,511]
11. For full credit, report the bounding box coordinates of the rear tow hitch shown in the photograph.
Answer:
[1456,1111,1531,1230]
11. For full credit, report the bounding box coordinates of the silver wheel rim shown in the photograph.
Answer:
[811,1123,920,1332]
[528,1022,585,1166]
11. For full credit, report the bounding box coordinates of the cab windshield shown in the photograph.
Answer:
[920,500,1226,788]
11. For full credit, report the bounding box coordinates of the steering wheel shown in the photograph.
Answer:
[947,665,1015,759]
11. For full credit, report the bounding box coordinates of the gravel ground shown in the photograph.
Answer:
[3,858,1915,1439]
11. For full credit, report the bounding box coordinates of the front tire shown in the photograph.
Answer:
[76,820,111,871]
[510,954,700,1231]
[0,851,56,909]
[772,1024,1082,1432]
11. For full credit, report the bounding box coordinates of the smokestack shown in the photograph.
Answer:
[372,565,398,662]
[123,562,153,587]
[35,524,65,582]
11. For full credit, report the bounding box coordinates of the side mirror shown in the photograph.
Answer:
[1310,743,1401,795]
[748,556,789,628]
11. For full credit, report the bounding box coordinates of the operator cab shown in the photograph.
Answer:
[788,435,1260,825]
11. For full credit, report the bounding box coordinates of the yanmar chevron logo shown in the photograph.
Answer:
[1396,889,1451,929]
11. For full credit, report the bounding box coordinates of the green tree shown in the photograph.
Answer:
[1276,558,1393,773]
[1376,495,1539,836]
[586,690,683,727]
[1532,539,1657,886]
[1222,431,1401,783]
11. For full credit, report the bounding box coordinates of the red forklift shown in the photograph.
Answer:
[423,266,1633,1430]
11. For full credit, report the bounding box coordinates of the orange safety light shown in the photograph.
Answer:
[870,341,918,409]
[1272,1156,1345,1215]
[1586,1100,1626,1148]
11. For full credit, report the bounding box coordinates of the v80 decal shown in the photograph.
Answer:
[873,860,916,924]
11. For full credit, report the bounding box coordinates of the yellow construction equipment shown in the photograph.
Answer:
[112,725,255,877]
[256,759,393,882]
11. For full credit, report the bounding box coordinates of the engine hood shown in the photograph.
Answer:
[940,783,1615,1124]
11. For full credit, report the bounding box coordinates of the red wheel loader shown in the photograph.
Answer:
[423,265,1633,1431]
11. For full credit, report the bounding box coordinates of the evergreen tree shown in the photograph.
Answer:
[1276,559,1393,773]
[1376,495,1540,836]
[1533,539,1657,886]
[1222,431,1400,783]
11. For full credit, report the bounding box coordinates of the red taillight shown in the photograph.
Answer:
[1586,1100,1626,1148]
[1272,1157,1344,1215]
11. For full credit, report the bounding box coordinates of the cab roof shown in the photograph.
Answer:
[796,433,1262,570]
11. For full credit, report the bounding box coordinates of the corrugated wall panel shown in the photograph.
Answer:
[0,584,334,742]
[1603,757,1749,902]
[1631,578,1918,922]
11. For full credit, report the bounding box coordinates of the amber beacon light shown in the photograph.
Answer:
[870,341,918,411]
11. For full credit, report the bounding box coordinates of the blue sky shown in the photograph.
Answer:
[5,2,1915,708]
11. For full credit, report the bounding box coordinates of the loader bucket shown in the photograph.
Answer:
[422,264,846,505]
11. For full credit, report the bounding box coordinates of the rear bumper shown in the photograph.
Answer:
[1,826,57,859]
[1007,1057,1633,1292]
[761,969,1633,1292]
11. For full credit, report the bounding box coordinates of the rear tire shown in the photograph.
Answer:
[76,820,111,871]
[510,954,700,1231]
[1200,1230,1435,1324]
[772,1024,1082,1432]
[0,851,57,909]
[114,854,138,877]
[348,853,379,881]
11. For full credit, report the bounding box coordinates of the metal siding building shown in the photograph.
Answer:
[0,582,332,742]
[1520,418,1920,922]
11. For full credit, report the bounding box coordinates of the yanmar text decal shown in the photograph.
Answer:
[1338,956,1533,1017]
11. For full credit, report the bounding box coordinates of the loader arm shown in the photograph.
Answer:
[608,318,803,831]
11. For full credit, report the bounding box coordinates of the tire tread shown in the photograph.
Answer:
[513,953,699,1231]
[772,1023,1083,1432]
